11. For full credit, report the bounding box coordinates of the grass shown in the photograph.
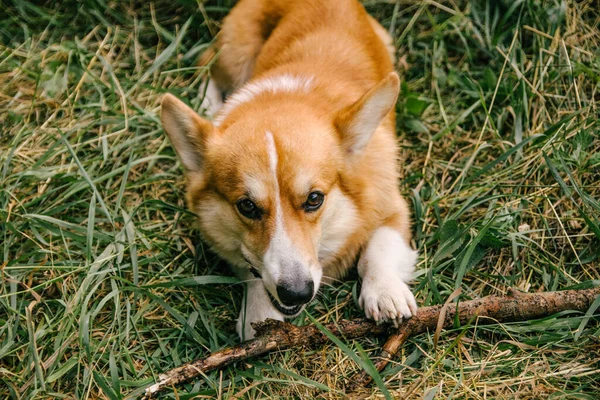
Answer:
[1,0,599,398]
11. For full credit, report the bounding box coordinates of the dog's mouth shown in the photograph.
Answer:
[244,258,305,317]
[266,290,304,316]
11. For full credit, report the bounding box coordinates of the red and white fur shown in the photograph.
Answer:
[161,0,418,341]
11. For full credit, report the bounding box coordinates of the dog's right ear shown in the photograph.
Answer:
[161,93,215,173]
[334,72,400,155]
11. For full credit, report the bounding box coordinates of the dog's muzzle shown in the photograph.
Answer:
[269,280,314,316]
[245,260,312,316]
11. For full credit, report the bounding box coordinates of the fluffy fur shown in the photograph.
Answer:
[161,0,418,341]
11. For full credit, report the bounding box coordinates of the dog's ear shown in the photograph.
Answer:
[161,93,215,173]
[335,72,400,154]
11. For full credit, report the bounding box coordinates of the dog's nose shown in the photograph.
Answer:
[276,280,314,306]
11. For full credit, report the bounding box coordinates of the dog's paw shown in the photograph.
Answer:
[236,298,283,341]
[359,276,417,327]
[199,78,224,118]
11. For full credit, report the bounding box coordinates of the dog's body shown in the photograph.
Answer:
[161,0,418,340]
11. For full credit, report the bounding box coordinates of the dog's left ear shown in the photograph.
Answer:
[161,93,215,174]
[335,72,400,154]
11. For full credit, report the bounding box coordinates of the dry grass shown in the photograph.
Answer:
[1,0,599,398]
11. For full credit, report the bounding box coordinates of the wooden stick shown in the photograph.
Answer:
[143,287,600,398]
[347,317,417,390]
[142,318,391,399]
[349,287,461,389]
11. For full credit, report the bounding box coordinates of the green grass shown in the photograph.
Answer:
[1,0,599,398]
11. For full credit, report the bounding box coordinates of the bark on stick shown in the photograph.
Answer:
[143,287,600,398]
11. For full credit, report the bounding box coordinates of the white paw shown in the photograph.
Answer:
[236,285,283,341]
[359,275,417,327]
[199,78,224,118]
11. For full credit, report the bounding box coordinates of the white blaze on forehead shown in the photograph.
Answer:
[264,131,282,249]
[262,131,290,290]
[214,74,314,126]
[264,131,285,248]
[262,131,323,303]
[265,131,279,179]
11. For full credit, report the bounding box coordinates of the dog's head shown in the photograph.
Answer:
[161,73,399,316]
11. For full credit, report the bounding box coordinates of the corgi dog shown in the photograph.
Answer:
[160,0,418,341]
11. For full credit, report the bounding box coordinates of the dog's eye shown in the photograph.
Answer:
[304,191,324,212]
[237,199,262,219]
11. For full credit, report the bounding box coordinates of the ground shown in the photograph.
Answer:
[1,0,599,398]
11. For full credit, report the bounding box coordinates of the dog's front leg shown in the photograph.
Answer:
[237,279,283,341]
[358,226,418,326]
[199,78,224,118]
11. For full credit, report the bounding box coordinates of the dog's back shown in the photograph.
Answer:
[202,0,394,99]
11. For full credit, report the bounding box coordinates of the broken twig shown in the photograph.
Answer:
[143,286,600,398]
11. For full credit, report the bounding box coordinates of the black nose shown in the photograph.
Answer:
[276,280,314,306]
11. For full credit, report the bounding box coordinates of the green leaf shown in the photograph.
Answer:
[93,371,121,400]
[405,97,429,116]
[440,220,460,242]
[109,350,121,395]
[480,231,507,249]
[46,357,79,383]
